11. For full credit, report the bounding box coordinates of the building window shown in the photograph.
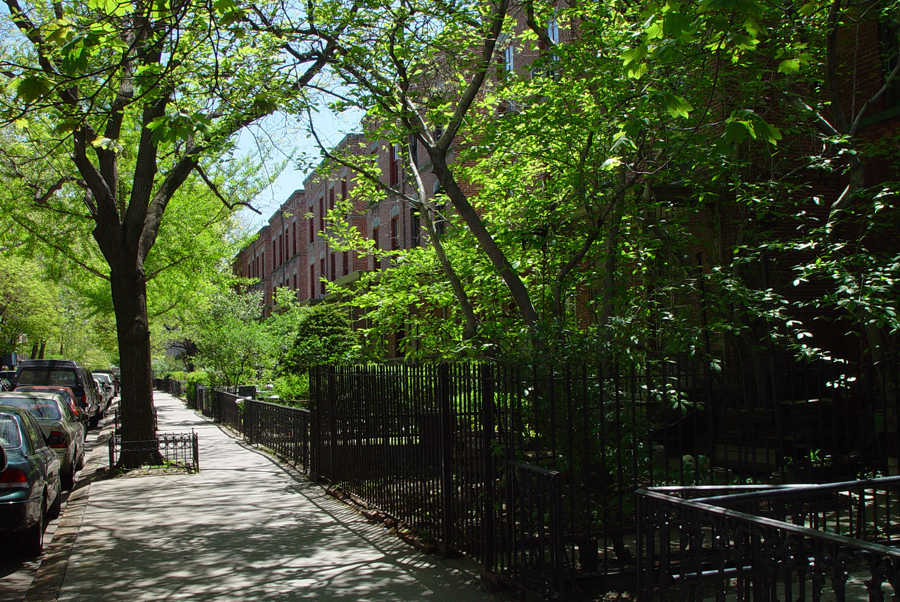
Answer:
[411,209,420,247]
[372,226,380,251]
[341,178,348,200]
[504,45,515,73]
[389,144,400,187]
[319,258,326,296]
[880,19,900,109]
[390,215,399,250]
[292,222,297,256]
[318,197,324,232]
[343,250,349,274]
[330,252,336,281]
[547,17,559,44]
[310,264,315,298]
[308,216,314,243]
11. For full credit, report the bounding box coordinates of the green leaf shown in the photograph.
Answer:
[91,136,124,153]
[14,75,52,103]
[664,94,693,118]
[778,58,801,74]
[601,157,622,170]
[724,120,750,143]
[54,119,81,135]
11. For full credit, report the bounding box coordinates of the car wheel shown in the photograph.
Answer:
[75,448,85,471]
[48,486,61,520]
[62,466,75,491]
[21,498,45,558]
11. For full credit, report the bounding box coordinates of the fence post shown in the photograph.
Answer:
[438,363,454,552]
[309,368,320,478]
[328,365,336,483]
[480,363,496,570]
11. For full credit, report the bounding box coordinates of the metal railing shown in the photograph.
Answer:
[108,431,199,472]
[163,357,900,601]
[636,477,900,602]
[245,399,310,469]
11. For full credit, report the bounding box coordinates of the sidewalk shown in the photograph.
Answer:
[28,391,498,602]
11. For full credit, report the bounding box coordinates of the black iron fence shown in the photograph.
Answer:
[159,357,900,600]
[108,431,199,471]
[244,399,310,469]
[636,476,900,602]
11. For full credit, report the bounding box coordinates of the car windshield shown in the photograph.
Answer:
[0,415,22,448]
[18,369,77,387]
[0,397,61,420]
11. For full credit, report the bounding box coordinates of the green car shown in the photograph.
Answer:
[0,405,62,557]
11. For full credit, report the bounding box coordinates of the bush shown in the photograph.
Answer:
[272,373,309,407]
[184,371,210,409]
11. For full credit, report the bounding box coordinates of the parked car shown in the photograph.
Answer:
[16,360,102,428]
[93,376,111,412]
[13,386,89,433]
[0,392,85,490]
[0,405,62,557]
[92,369,119,397]
[92,372,116,404]
[0,370,16,390]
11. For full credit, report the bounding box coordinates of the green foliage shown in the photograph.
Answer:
[320,0,900,366]
[189,288,273,388]
[183,371,210,407]
[271,373,309,406]
[0,254,61,354]
[278,304,358,373]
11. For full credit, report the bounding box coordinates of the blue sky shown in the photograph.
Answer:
[239,108,363,229]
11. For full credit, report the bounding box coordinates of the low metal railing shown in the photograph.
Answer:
[245,399,310,469]
[636,476,900,602]
[108,431,199,472]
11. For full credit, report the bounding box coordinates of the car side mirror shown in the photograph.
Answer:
[0,446,8,473]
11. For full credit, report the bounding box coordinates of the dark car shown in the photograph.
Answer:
[0,370,16,391]
[0,405,62,557]
[16,360,102,428]
[0,392,85,490]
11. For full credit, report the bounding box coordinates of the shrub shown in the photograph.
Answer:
[184,371,210,408]
[272,373,309,407]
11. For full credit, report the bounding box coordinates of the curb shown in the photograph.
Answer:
[23,408,114,602]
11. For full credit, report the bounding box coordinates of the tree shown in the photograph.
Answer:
[190,288,270,388]
[0,0,341,462]
[0,255,60,353]
[321,0,899,366]
[277,303,357,373]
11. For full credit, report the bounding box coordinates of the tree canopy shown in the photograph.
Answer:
[317,0,899,365]
[0,0,346,460]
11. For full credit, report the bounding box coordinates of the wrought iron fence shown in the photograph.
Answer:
[636,476,900,602]
[108,431,199,471]
[244,399,310,469]
[167,358,899,601]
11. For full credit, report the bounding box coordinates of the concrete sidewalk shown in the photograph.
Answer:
[31,392,497,602]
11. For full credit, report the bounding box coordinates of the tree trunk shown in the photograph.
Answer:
[429,153,539,328]
[110,262,159,467]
